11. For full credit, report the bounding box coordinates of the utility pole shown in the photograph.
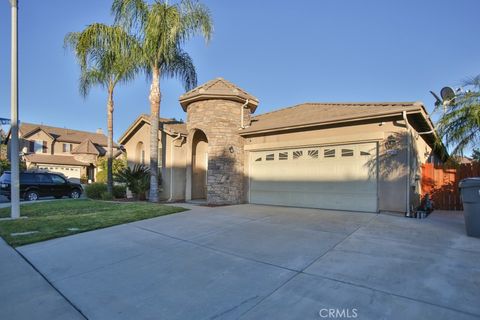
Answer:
[10,0,20,219]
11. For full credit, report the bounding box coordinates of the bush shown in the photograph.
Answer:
[96,156,127,183]
[100,192,114,201]
[85,183,107,199]
[113,185,127,199]
[115,164,150,200]
[85,182,126,200]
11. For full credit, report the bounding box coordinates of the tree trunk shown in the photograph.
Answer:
[106,86,114,196]
[148,67,161,202]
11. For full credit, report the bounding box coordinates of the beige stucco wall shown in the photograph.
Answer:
[122,121,187,201]
[410,130,433,209]
[243,116,412,213]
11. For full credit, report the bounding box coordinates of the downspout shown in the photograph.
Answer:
[240,99,250,129]
[167,133,182,202]
[402,111,411,217]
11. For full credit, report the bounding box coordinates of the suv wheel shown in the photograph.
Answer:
[70,189,81,199]
[25,191,39,201]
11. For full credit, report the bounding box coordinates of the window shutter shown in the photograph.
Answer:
[29,141,34,152]
[42,141,47,153]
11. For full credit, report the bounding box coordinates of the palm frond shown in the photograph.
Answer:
[79,68,108,97]
[435,75,480,156]
[161,47,197,90]
[65,23,142,96]
[112,0,149,34]
[179,0,213,43]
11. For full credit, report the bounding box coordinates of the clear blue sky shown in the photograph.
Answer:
[1,0,479,142]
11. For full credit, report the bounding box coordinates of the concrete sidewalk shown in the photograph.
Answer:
[0,238,84,320]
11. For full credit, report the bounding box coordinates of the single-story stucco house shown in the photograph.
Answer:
[119,77,443,214]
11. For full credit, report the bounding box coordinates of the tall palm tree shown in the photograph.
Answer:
[65,24,139,195]
[112,0,213,202]
[435,76,480,156]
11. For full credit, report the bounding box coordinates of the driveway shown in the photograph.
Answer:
[16,205,480,319]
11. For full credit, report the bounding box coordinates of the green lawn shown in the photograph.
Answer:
[0,199,187,247]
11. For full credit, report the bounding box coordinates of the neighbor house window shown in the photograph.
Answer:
[62,143,73,153]
[30,140,47,154]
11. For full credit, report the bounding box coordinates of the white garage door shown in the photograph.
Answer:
[249,142,378,212]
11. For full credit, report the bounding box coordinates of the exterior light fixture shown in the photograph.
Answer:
[229,146,234,153]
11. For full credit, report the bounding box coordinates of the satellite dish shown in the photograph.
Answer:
[429,91,442,107]
[440,87,456,105]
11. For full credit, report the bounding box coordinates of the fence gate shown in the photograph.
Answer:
[421,163,480,210]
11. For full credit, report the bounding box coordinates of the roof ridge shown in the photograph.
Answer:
[252,101,420,119]
[21,122,106,136]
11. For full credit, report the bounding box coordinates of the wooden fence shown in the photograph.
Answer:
[421,162,480,210]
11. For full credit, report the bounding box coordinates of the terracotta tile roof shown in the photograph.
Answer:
[71,139,101,155]
[179,78,259,112]
[24,154,88,166]
[20,122,111,146]
[164,123,188,135]
[241,102,425,134]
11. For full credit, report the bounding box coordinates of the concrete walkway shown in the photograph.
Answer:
[11,205,480,319]
[0,238,84,320]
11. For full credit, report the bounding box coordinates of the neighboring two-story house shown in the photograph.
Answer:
[5,122,118,183]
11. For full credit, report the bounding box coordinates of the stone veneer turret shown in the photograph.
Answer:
[180,78,259,205]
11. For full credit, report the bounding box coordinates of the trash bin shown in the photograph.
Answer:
[459,178,480,238]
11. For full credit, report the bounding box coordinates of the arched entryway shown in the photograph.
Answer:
[191,130,208,199]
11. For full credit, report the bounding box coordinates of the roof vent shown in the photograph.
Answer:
[96,128,103,134]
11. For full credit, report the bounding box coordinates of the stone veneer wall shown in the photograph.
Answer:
[186,99,250,204]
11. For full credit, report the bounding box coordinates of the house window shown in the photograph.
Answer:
[265,153,274,161]
[341,149,354,157]
[324,149,335,158]
[279,152,288,160]
[62,143,73,153]
[136,142,145,165]
[360,151,371,156]
[31,140,47,154]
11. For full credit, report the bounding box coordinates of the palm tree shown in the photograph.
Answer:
[435,76,480,156]
[112,0,213,202]
[65,24,139,195]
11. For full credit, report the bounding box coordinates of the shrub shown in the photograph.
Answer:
[100,192,114,201]
[115,164,150,200]
[96,156,127,183]
[85,183,107,199]
[113,185,127,199]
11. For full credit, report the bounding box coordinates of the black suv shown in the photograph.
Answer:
[0,171,83,201]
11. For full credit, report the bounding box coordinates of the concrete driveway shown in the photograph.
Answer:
[17,205,480,320]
